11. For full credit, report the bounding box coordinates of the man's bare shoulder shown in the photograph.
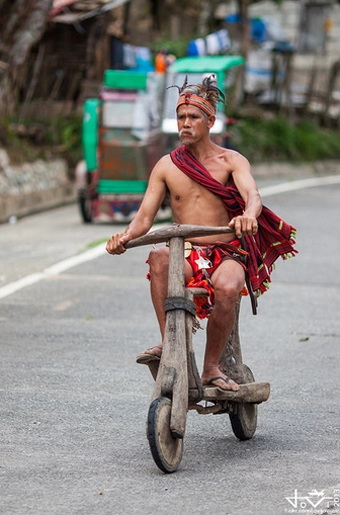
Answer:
[221,147,251,171]
[151,154,175,176]
[157,153,172,165]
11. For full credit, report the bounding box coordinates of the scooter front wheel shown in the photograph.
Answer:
[147,396,183,473]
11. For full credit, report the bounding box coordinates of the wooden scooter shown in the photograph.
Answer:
[126,224,270,473]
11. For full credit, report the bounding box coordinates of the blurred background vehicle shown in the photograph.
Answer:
[77,69,170,223]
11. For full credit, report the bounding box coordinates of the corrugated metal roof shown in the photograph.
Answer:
[50,0,129,22]
[169,56,244,73]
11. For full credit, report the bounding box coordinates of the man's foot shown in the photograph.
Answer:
[202,375,240,392]
[135,344,163,365]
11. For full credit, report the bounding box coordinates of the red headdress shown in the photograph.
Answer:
[176,93,216,117]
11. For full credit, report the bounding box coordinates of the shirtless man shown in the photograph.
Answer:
[106,76,263,392]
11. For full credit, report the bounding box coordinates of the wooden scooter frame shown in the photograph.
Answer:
[126,224,270,473]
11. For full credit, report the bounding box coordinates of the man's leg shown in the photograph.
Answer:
[201,259,245,391]
[148,246,169,345]
[139,246,193,357]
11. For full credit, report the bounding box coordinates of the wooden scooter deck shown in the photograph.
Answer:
[144,360,270,404]
[202,381,270,403]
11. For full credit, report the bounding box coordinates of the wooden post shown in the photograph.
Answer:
[185,289,204,402]
[323,59,340,126]
[151,237,188,438]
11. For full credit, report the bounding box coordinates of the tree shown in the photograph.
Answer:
[0,0,53,117]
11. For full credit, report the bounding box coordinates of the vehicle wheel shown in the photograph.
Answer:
[78,189,92,223]
[229,365,258,440]
[147,397,183,473]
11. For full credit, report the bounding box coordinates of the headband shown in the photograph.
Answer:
[176,93,216,117]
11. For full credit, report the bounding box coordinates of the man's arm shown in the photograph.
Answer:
[228,153,262,238]
[106,156,168,255]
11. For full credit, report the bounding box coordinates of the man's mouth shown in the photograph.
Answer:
[180,130,194,137]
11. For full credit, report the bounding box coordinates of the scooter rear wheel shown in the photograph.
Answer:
[229,365,258,440]
[147,396,183,473]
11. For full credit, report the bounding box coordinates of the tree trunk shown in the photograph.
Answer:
[238,0,250,60]
[197,0,211,36]
[0,0,53,117]
[231,0,250,106]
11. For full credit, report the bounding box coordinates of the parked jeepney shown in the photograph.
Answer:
[162,55,244,149]
[78,70,169,223]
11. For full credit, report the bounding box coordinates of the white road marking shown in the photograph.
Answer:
[0,244,106,299]
[1,175,339,300]
[0,273,44,299]
[259,174,340,197]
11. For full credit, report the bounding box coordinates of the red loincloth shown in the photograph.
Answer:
[146,240,248,319]
[185,240,248,319]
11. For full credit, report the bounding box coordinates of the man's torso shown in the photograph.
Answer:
[163,148,237,244]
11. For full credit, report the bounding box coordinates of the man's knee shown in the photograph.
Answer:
[214,282,241,304]
[148,246,169,274]
[212,261,245,304]
[213,268,245,305]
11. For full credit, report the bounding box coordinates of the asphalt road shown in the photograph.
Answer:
[0,178,340,515]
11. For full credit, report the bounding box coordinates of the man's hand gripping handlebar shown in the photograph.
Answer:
[105,232,131,255]
[106,224,235,255]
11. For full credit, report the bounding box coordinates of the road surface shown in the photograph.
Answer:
[0,177,339,515]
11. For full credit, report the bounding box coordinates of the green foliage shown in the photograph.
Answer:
[150,37,191,59]
[231,116,340,163]
[47,114,83,164]
[1,114,83,167]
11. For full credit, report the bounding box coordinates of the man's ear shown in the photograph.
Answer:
[207,115,216,129]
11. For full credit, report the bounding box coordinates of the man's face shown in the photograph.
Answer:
[176,105,214,145]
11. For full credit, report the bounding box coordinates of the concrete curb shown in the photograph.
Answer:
[0,183,76,223]
[252,159,340,180]
[0,148,77,223]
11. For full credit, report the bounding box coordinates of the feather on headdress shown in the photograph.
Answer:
[170,75,225,115]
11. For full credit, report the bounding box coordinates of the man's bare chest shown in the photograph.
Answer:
[166,165,230,196]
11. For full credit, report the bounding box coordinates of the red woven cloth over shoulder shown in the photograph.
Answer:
[170,145,298,296]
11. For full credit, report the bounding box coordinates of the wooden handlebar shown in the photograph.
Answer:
[125,224,234,249]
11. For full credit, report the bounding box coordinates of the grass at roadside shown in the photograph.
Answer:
[85,238,109,249]
[231,116,340,163]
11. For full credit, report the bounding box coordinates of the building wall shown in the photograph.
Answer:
[248,0,340,69]
[221,0,340,99]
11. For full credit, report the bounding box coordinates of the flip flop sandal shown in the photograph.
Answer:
[203,376,239,392]
[135,345,162,365]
